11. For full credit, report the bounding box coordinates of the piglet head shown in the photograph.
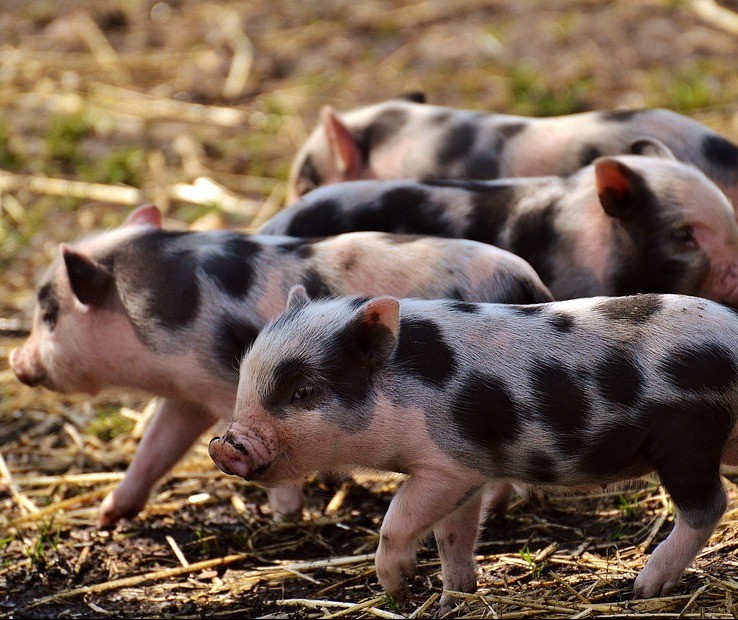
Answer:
[595,147,738,307]
[10,245,116,393]
[10,204,163,393]
[286,106,370,204]
[211,286,399,483]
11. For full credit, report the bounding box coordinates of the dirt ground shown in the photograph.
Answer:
[4,1,738,618]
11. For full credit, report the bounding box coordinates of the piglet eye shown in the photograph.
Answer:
[292,385,314,402]
[671,226,694,244]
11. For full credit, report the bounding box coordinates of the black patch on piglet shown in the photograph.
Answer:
[397,91,426,104]
[214,315,260,377]
[394,318,457,387]
[201,236,260,298]
[594,345,643,407]
[660,342,737,393]
[549,312,574,333]
[497,275,553,305]
[297,155,322,194]
[530,360,590,453]
[496,122,527,141]
[512,304,545,316]
[701,135,738,170]
[524,451,557,483]
[351,186,455,236]
[265,357,318,415]
[450,371,519,449]
[284,198,346,237]
[446,300,480,314]
[360,108,410,159]
[507,201,558,285]
[579,144,602,167]
[438,119,499,179]
[595,294,662,323]
[301,269,333,299]
[37,281,60,329]
[116,230,201,332]
[463,186,516,245]
[643,399,733,528]
[600,110,643,123]
[579,421,645,477]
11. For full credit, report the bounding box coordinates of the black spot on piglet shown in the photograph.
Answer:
[701,134,738,170]
[450,371,519,449]
[595,294,663,323]
[394,318,457,387]
[530,360,590,452]
[660,342,737,393]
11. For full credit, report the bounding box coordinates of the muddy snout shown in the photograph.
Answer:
[9,346,47,388]
[208,435,255,479]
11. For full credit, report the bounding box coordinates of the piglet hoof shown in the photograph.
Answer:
[98,491,144,529]
[632,569,680,599]
[376,552,415,603]
[436,595,462,618]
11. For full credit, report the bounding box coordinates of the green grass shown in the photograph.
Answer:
[86,405,134,442]
[22,519,60,566]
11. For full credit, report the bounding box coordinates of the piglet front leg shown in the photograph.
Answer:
[99,398,217,528]
[375,472,484,604]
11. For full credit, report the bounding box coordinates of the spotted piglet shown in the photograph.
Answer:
[211,287,738,613]
[264,145,738,307]
[10,204,551,528]
[288,97,738,212]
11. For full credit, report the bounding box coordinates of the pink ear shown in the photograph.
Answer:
[125,204,162,228]
[320,106,364,179]
[353,296,400,369]
[594,158,643,219]
[359,297,400,340]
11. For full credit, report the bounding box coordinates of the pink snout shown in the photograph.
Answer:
[208,434,256,479]
[9,346,47,388]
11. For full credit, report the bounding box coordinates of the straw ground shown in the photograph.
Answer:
[4,1,738,617]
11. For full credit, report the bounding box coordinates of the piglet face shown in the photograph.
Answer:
[595,152,738,306]
[10,205,164,394]
[286,107,371,203]
[216,287,399,483]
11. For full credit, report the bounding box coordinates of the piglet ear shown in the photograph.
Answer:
[630,137,678,161]
[285,285,310,313]
[594,158,648,219]
[61,245,113,306]
[320,105,364,179]
[352,297,400,369]
[125,204,163,229]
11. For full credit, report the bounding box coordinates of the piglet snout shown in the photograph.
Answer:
[208,435,253,479]
[10,346,47,388]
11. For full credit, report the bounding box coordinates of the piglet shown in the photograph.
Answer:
[264,145,738,307]
[287,97,738,214]
[212,286,738,613]
[10,204,551,528]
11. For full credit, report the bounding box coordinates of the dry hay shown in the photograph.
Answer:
[5,0,738,618]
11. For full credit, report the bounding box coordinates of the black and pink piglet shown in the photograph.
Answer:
[211,287,738,613]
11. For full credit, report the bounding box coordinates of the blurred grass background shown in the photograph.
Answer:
[3,0,738,323]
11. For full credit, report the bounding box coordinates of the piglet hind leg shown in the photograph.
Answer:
[99,399,217,528]
[434,488,484,617]
[375,473,484,605]
[633,469,726,598]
